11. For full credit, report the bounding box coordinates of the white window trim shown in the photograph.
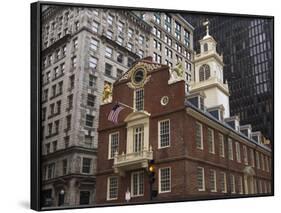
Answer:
[210,169,217,192]
[159,167,171,193]
[107,176,118,201]
[261,153,265,171]
[196,122,203,150]
[134,88,144,112]
[238,176,243,194]
[228,138,234,160]
[230,174,236,194]
[158,119,170,149]
[250,149,255,167]
[197,167,205,191]
[258,180,263,194]
[108,132,119,160]
[130,171,144,197]
[236,142,241,163]
[243,145,248,165]
[133,125,144,153]
[208,128,215,154]
[219,133,225,158]
[256,151,260,169]
[265,156,270,172]
[221,172,227,193]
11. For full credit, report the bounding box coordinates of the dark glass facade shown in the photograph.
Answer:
[183,14,273,142]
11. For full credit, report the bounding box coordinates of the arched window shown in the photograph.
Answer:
[205,65,210,79]
[199,66,205,81]
[204,43,208,52]
[199,64,211,81]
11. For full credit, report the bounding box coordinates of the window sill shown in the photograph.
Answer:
[64,128,71,132]
[158,145,170,149]
[131,194,144,198]
[45,132,59,139]
[49,93,63,100]
[52,73,64,81]
[81,172,91,175]
[53,55,66,64]
[42,80,50,86]
[42,100,48,104]
[106,198,117,201]
[159,190,171,194]
[47,113,61,119]
[85,125,94,129]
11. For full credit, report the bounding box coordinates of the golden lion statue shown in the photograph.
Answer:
[173,62,184,77]
[102,82,112,104]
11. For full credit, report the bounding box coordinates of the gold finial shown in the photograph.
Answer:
[203,19,210,36]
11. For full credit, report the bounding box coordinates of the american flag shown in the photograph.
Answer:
[108,103,124,124]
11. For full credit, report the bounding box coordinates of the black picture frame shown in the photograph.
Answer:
[31,1,274,211]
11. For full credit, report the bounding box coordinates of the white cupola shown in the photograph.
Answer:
[190,20,230,117]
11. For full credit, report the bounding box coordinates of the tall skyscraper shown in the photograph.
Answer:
[40,5,193,208]
[184,14,273,142]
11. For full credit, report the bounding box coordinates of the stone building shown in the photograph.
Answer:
[135,12,194,91]
[95,27,272,204]
[40,5,194,208]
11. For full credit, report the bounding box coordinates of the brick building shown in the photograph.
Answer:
[96,26,272,204]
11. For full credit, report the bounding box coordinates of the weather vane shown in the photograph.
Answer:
[203,19,210,36]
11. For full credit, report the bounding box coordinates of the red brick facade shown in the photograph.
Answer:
[96,58,272,205]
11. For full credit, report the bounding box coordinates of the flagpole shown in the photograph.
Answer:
[117,101,134,110]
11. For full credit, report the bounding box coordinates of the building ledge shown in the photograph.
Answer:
[194,51,224,66]
[42,146,97,161]
[189,77,229,96]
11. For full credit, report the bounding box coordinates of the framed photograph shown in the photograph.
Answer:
[31,1,274,211]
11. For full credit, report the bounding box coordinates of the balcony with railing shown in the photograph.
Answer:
[113,146,153,175]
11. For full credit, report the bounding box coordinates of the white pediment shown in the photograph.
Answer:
[124,110,151,123]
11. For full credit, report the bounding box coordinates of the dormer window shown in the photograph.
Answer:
[199,64,211,81]
[186,92,205,110]
[204,43,208,52]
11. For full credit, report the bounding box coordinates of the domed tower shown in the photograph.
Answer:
[190,20,230,117]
